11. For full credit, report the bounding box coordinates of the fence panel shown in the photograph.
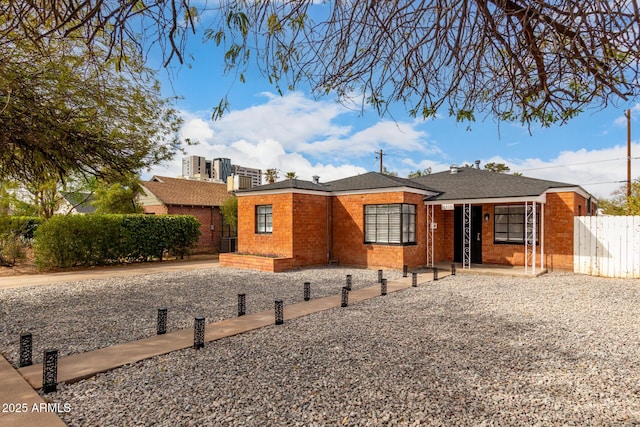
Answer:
[574,215,640,278]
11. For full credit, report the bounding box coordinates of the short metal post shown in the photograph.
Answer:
[303,282,311,301]
[275,299,284,325]
[381,278,387,296]
[345,275,352,291]
[193,317,205,349]
[433,267,439,281]
[42,349,58,393]
[341,287,349,307]
[377,269,383,283]
[19,332,33,367]
[403,265,408,277]
[238,294,246,317]
[412,272,418,288]
[451,263,456,275]
[157,308,167,335]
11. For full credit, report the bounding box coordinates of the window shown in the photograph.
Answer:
[364,204,416,244]
[256,205,272,233]
[494,205,539,244]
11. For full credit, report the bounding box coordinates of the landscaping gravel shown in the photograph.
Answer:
[3,268,640,425]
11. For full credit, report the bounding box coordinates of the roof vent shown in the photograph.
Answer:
[312,175,320,184]
[475,160,481,169]
[450,165,459,174]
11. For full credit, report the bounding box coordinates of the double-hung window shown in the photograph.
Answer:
[364,204,416,244]
[256,205,272,234]
[494,205,539,244]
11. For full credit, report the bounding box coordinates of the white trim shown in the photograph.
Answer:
[545,186,593,200]
[332,187,438,197]
[239,186,438,197]
[425,194,547,205]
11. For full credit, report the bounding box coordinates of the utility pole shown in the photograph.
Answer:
[376,149,384,174]
[627,109,632,199]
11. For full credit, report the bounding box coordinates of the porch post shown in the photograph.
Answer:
[525,202,536,275]
[541,203,545,271]
[533,202,537,276]
[426,204,434,267]
[463,203,471,269]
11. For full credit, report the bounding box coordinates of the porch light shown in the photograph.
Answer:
[484,213,490,222]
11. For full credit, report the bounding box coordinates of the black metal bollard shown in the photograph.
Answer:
[275,299,284,325]
[42,349,58,393]
[433,267,439,281]
[193,317,205,349]
[381,278,387,296]
[412,272,418,288]
[341,287,349,307]
[451,263,456,275]
[403,265,408,277]
[238,294,246,317]
[377,269,383,283]
[19,332,33,367]
[303,282,311,301]
[345,275,352,291]
[157,308,168,335]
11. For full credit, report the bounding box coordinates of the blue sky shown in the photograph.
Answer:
[146,14,640,200]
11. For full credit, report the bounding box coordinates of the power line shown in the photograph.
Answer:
[514,156,640,173]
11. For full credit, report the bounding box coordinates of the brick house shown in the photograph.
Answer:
[140,176,236,253]
[219,167,595,272]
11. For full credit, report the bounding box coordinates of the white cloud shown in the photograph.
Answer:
[147,91,435,182]
[480,144,640,199]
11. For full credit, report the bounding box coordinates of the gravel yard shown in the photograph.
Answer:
[2,268,640,425]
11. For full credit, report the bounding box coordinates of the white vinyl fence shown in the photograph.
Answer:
[574,215,640,278]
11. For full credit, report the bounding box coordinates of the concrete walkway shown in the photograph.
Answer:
[1,269,449,426]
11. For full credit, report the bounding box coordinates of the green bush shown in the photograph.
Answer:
[34,214,201,269]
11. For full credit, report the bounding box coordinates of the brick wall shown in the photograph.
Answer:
[332,192,427,269]
[544,192,590,271]
[237,194,294,258]
[291,193,329,267]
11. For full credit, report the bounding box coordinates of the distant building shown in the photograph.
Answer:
[213,158,232,183]
[182,155,262,187]
[232,164,262,187]
[182,156,212,180]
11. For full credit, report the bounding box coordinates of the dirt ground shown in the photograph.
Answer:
[0,249,218,277]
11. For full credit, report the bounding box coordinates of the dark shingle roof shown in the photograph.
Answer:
[325,172,438,193]
[236,178,330,192]
[412,167,577,200]
[239,172,439,194]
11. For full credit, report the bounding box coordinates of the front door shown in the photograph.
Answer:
[454,205,482,264]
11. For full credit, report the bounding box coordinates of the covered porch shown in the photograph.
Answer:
[424,197,546,276]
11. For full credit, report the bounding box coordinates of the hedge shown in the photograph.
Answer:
[34,214,201,269]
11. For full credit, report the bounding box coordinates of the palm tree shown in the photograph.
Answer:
[264,168,279,184]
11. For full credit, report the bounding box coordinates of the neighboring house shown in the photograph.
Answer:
[220,167,596,273]
[57,192,96,215]
[140,176,235,253]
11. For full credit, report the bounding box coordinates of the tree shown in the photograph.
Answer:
[220,195,238,228]
[92,174,144,214]
[381,167,398,177]
[484,162,511,173]
[408,168,432,178]
[285,172,297,179]
[599,178,640,215]
[1,24,187,184]
[264,169,279,184]
[3,2,639,127]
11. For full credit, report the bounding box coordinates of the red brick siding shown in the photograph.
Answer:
[237,194,294,257]
[291,193,329,267]
[143,205,168,215]
[332,192,426,269]
[219,253,293,272]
